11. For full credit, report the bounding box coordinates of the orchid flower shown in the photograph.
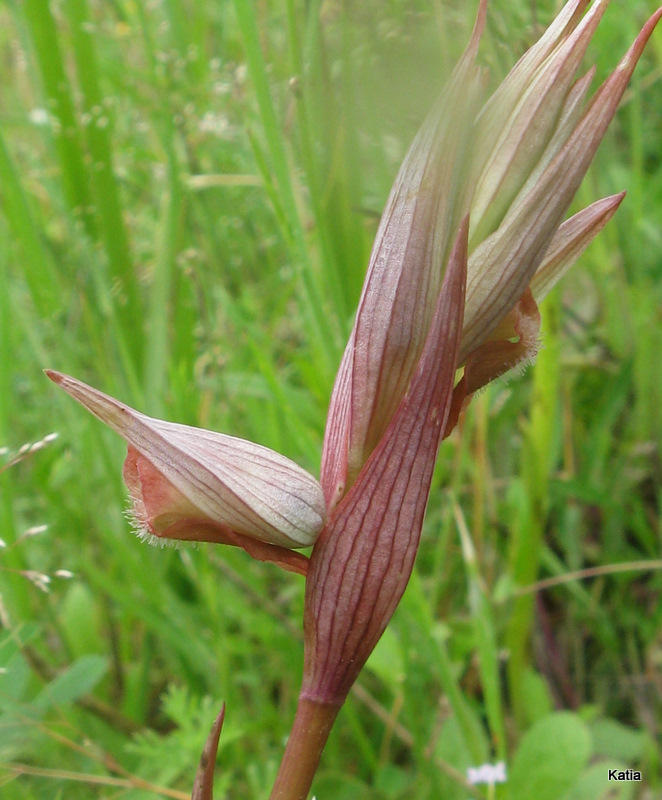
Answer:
[47,1,661,798]
[45,371,325,576]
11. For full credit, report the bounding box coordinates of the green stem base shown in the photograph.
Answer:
[268,697,339,800]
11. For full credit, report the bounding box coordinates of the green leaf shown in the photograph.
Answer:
[311,772,373,800]
[34,655,108,711]
[0,637,31,710]
[57,583,105,658]
[432,715,483,800]
[374,764,413,797]
[590,719,647,762]
[519,668,554,726]
[561,761,637,800]
[505,712,591,800]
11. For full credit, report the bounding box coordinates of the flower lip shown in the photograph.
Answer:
[122,445,212,543]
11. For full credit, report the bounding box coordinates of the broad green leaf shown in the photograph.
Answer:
[561,761,637,800]
[505,712,591,800]
[374,764,413,797]
[590,719,647,762]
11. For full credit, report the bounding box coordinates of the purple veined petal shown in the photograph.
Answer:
[319,336,353,510]
[504,6,662,247]
[46,371,326,548]
[320,2,487,512]
[460,6,662,363]
[512,66,597,200]
[472,0,593,161]
[303,218,468,707]
[507,0,592,78]
[469,0,608,243]
[340,63,480,464]
[531,192,625,301]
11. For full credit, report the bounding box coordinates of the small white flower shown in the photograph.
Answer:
[467,761,507,785]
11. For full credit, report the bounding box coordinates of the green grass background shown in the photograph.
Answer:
[1,0,661,797]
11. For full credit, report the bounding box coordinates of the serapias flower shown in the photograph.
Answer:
[45,371,325,576]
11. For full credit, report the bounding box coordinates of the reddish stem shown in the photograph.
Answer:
[268,698,339,800]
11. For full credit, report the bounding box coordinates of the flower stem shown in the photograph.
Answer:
[269,698,339,800]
